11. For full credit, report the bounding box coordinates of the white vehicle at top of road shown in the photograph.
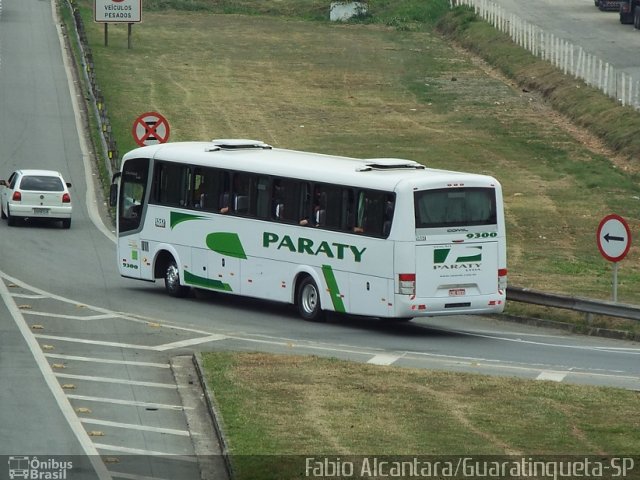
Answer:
[0,169,73,229]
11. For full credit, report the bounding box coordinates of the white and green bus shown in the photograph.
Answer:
[110,139,507,321]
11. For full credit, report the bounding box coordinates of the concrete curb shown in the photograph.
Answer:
[192,353,235,480]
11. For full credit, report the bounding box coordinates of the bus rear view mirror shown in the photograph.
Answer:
[109,184,118,207]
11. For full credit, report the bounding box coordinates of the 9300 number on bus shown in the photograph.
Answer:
[466,232,497,239]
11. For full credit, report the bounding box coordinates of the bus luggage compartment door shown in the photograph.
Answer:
[416,242,498,298]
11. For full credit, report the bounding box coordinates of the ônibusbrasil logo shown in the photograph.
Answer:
[7,456,73,480]
[433,246,482,270]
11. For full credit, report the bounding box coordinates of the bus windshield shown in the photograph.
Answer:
[414,187,496,228]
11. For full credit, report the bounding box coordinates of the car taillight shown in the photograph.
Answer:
[498,268,508,290]
[62,193,71,203]
[12,191,21,201]
[398,273,416,295]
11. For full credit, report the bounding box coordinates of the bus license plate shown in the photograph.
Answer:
[449,288,466,297]
[33,208,49,214]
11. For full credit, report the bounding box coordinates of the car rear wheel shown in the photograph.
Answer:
[62,218,71,229]
[7,207,16,226]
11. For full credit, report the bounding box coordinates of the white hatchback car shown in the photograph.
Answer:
[0,169,73,228]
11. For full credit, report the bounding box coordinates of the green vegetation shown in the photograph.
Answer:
[202,352,640,478]
[62,0,640,334]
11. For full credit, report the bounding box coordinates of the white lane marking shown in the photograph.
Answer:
[368,353,402,366]
[23,311,118,320]
[55,373,177,389]
[46,353,169,368]
[67,394,191,411]
[10,293,47,299]
[536,371,568,382]
[95,444,197,462]
[81,418,190,436]
[1,272,225,337]
[426,325,640,355]
[154,334,227,351]
[35,333,224,352]
[35,333,158,350]
[0,268,111,479]
[109,470,175,480]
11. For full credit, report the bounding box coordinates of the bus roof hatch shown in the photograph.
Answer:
[357,158,425,171]
[207,139,273,151]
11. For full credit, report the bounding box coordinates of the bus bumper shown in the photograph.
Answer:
[392,292,506,317]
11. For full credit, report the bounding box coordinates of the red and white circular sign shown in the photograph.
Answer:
[596,214,631,263]
[132,112,170,147]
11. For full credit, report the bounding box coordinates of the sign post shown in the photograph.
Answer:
[596,214,631,302]
[94,0,142,48]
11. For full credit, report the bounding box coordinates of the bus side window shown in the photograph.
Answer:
[353,190,391,237]
[314,188,327,226]
[321,185,342,229]
[193,169,206,208]
[271,178,303,223]
[219,172,232,213]
[232,173,252,215]
[272,179,285,220]
[254,176,270,219]
[154,162,191,207]
[383,195,395,237]
[299,182,312,225]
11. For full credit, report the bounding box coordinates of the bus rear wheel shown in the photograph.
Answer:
[297,276,325,322]
[164,259,189,298]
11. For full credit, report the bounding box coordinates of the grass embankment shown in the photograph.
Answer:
[202,352,640,479]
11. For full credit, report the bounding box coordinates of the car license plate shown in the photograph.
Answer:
[33,208,49,214]
[448,288,466,297]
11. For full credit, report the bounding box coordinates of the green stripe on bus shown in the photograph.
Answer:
[433,248,450,264]
[457,253,482,262]
[184,270,233,292]
[206,232,247,260]
[170,211,206,229]
[321,265,346,313]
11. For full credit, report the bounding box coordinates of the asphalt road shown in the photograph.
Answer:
[485,0,640,78]
[0,0,639,478]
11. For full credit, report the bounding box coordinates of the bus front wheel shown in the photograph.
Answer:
[164,259,189,298]
[297,276,325,322]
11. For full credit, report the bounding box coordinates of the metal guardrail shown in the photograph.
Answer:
[507,286,640,322]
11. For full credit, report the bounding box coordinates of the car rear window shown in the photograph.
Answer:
[20,176,64,192]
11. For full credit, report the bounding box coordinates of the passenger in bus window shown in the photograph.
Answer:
[272,180,286,221]
[219,173,235,213]
[193,174,206,209]
[220,175,249,214]
[300,188,325,226]
[382,195,395,237]
[353,191,366,233]
[219,192,230,213]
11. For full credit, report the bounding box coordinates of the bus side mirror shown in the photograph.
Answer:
[109,184,118,207]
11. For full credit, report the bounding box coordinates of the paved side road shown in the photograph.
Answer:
[173,355,230,480]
